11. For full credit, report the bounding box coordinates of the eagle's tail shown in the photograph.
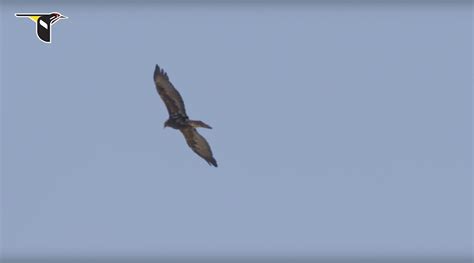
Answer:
[188,120,212,129]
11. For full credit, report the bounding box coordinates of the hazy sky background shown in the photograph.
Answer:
[1,0,472,260]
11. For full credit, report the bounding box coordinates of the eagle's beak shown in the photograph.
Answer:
[59,15,67,19]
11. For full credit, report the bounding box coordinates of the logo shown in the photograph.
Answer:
[15,12,67,43]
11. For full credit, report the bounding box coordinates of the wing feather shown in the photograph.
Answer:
[180,127,218,167]
[153,65,187,118]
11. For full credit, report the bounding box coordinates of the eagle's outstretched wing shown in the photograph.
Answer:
[180,126,218,167]
[153,65,187,118]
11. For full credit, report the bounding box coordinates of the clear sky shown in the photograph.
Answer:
[1,0,472,260]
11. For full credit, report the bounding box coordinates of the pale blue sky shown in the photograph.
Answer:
[1,0,472,260]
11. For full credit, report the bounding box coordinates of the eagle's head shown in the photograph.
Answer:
[163,119,170,129]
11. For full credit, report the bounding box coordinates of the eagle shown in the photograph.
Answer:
[153,65,218,167]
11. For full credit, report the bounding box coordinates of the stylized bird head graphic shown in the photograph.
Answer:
[15,12,67,43]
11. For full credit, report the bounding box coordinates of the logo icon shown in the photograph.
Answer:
[15,12,67,43]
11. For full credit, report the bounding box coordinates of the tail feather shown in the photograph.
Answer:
[188,120,212,129]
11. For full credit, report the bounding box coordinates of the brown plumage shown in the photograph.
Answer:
[153,65,217,167]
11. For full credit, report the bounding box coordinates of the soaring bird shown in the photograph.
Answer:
[153,65,218,167]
